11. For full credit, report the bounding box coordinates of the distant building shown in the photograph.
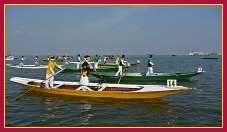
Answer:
[189,51,208,56]
[189,51,221,56]
[217,53,222,55]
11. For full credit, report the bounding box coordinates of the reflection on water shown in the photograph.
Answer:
[5,55,222,127]
[79,103,93,125]
[5,91,181,127]
[24,90,173,109]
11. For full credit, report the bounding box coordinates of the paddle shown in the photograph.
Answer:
[117,63,127,84]
[94,70,107,83]
[9,68,65,102]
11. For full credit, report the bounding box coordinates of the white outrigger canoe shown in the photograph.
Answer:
[5,58,14,61]
[5,55,17,60]
[10,77,192,99]
[7,64,48,69]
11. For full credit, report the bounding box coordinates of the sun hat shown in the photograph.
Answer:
[84,55,90,58]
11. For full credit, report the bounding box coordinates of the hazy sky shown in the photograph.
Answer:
[5,5,222,55]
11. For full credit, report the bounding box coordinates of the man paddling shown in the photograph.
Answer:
[115,55,127,76]
[93,54,99,70]
[146,55,155,76]
[45,56,64,89]
[77,55,93,91]
[115,55,119,64]
[34,56,38,66]
[19,56,26,66]
[77,54,81,69]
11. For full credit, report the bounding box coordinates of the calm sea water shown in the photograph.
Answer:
[5,55,222,127]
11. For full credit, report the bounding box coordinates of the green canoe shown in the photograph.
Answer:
[61,65,120,73]
[91,68,204,82]
[42,59,68,62]
[201,56,218,59]
[42,58,74,62]
[98,61,141,67]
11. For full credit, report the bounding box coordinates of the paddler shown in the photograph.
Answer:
[34,55,38,66]
[146,55,155,76]
[77,54,81,62]
[103,56,108,64]
[93,54,99,70]
[77,55,93,91]
[115,55,119,64]
[115,55,127,76]
[19,56,26,66]
[77,54,81,69]
[45,56,64,89]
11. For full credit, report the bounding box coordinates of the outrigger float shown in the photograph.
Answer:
[10,77,192,99]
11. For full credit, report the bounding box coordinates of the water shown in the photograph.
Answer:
[5,55,222,127]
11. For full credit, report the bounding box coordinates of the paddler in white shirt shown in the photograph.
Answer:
[146,55,155,76]
[93,54,99,70]
[77,54,81,69]
[34,56,38,66]
[115,55,127,76]
[20,56,26,66]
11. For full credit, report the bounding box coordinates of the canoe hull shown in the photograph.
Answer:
[98,62,139,67]
[10,77,191,99]
[42,59,72,62]
[8,65,48,69]
[91,72,202,82]
[62,65,119,72]
[201,57,218,59]
[15,83,188,99]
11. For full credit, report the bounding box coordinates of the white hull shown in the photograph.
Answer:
[5,55,17,60]
[8,65,48,69]
[10,77,192,99]
[5,58,14,60]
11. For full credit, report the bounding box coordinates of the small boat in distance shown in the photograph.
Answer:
[5,55,17,60]
[201,55,218,59]
[10,77,192,99]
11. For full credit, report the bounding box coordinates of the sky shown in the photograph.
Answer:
[5,5,222,56]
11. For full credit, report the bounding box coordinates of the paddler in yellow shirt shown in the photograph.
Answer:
[45,56,63,89]
[115,55,119,64]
